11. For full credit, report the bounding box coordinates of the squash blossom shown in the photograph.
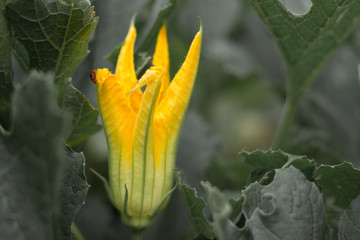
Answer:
[95,20,202,228]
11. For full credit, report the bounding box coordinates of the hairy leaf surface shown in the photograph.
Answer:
[243,167,331,240]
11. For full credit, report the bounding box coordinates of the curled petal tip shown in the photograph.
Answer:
[128,67,163,95]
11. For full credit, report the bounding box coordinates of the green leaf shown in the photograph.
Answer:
[249,0,360,101]
[243,166,331,240]
[242,182,267,220]
[5,0,101,146]
[315,162,360,209]
[0,71,66,240]
[105,44,122,70]
[229,195,244,222]
[177,175,215,239]
[62,79,102,146]
[105,0,179,69]
[0,71,88,240]
[5,0,98,83]
[338,195,360,240]
[59,147,89,240]
[241,149,288,170]
[0,2,13,129]
[12,39,30,71]
[242,149,316,183]
[202,181,247,240]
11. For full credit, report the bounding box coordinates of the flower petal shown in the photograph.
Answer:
[128,69,163,218]
[153,25,202,204]
[96,68,137,211]
[153,25,170,104]
[115,18,143,113]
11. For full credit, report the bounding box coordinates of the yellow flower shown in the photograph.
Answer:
[95,20,202,228]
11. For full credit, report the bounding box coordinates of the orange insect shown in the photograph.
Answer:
[90,69,96,84]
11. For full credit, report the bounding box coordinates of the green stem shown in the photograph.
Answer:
[272,97,298,149]
[71,223,85,240]
[132,228,143,240]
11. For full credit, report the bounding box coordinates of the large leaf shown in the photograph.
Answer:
[338,195,360,240]
[243,166,331,240]
[315,162,360,209]
[0,2,13,129]
[249,0,360,101]
[0,71,88,240]
[5,0,100,146]
[177,175,215,239]
[0,71,66,240]
[5,0,98,83]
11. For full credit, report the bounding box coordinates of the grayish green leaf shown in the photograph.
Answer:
[244,166,331,240]
[242,182,267,220]
[0,71,66,240]
[250,0,360,100]
[0,2,13,129]
[315,162,360,209]
[338,195,360,240]
[62,79,102,146]
[5,0,98,83]
[202,181,246,240]
[177,175,215,239]
[0,71,89,240]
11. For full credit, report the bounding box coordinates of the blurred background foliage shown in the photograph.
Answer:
[8,0,359,239]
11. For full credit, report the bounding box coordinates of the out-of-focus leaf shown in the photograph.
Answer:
[202,182,247,240]
[5,0,98,84]
[177,111,219,191]
[0,71,66,240]
[60,147,89,240]
[315,162,360,209]
[105,44,122,70]
[0,71,89,240]
[250,0,360,101]
[62,79,102,146]
[0,2,13,129]
[338,195,360,240]
[243,166,331,240]
[177,175,215,239]
[105,0,179,69]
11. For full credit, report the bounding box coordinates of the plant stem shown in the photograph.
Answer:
[272,97,298,149]
[132,228,143,240]
[72,223,85,240]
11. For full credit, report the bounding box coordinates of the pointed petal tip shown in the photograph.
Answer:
[197,17,203,34]
[130,14,137,28]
